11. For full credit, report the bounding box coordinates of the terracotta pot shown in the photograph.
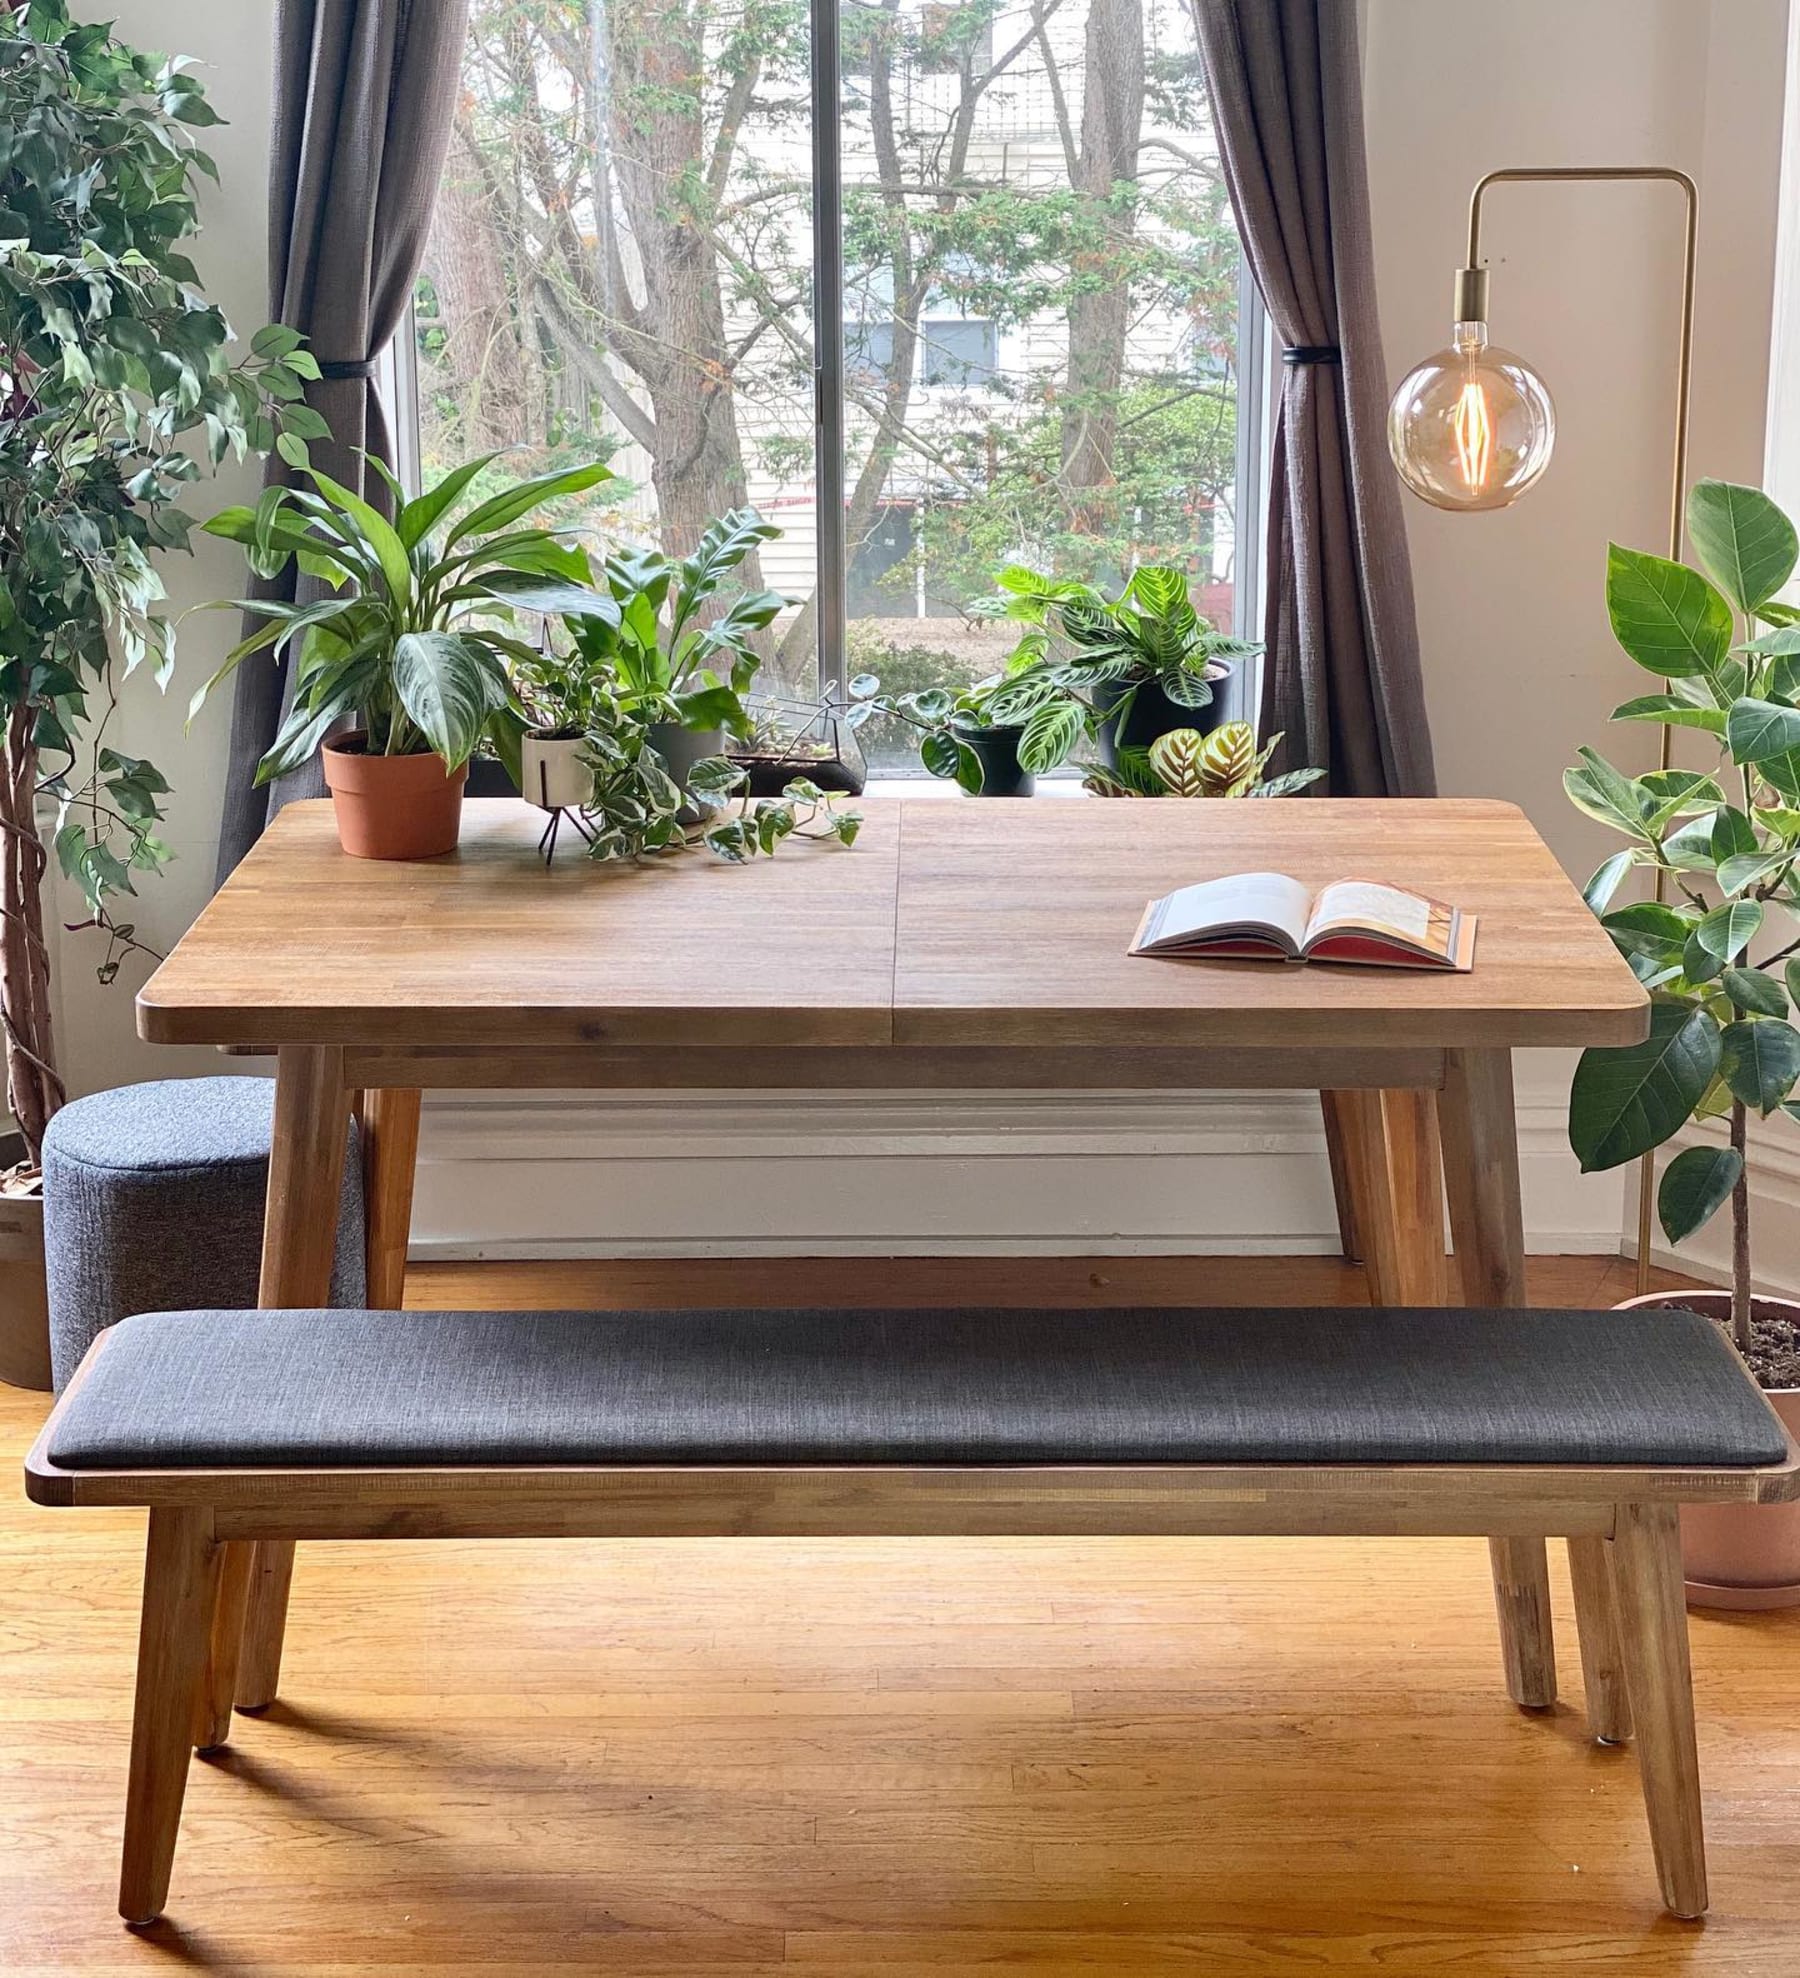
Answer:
[322,735,468,860]
[0,1176,51,1393]
[1615,1288,1800,1609]
[521,730,593,812]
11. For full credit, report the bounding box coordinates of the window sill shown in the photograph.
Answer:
[858,776,1088,800]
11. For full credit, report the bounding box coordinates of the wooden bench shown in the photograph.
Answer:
[27,1301,1800,1927]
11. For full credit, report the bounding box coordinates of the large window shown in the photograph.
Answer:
[412,0,1262,759]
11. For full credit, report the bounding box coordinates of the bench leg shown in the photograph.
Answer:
[121,1509,222,1926]
[1610,1501,1707,1918]
[1319,1093,1363,1263]
[195,1541,255,1753]
[1567,1534,1633,1744]
[237,1045,352,1714]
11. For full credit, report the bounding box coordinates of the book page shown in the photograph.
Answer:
[1305,880,1457,959]
[1140,872,1313,950]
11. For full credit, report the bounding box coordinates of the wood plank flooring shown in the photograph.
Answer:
[3,1254,1797,1974]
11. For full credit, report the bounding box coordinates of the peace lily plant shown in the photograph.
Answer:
[1567,478,1800,1367]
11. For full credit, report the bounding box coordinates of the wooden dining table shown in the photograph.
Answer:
[137,794,1648,1732]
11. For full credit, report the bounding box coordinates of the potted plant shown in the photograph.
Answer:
[1566,476,1800,1605]
[1082,722,1325,800]
[566,508,785,799]
[980,563,1261,771]
[0,0,320,1384]
[855,670,1040,796]
[199,451,617,858]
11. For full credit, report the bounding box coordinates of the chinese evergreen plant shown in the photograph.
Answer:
[0,0,317,1163]
[1567,478,1800,1357]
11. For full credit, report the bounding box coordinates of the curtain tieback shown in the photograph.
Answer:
[317,357,379,382]
[1282,345,1342,367]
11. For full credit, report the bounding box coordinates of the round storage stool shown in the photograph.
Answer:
[42,1077,367,1393]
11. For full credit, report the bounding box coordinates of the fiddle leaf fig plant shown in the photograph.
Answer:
[1566,478,1800,1355]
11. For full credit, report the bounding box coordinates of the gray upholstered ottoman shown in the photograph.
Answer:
[42,1077,366,1392]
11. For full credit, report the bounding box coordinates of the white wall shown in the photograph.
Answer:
[53,3,274,1099]
[48,0,1797,1271]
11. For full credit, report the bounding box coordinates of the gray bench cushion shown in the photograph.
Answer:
[43,1304,1788,1472]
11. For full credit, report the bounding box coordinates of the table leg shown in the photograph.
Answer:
[1334,1088,1449,1306]
[235,1045,352,1713]
[1439,1048,1558,1712]
[1319,1094,1363,1264]
[355,1088,422,1310]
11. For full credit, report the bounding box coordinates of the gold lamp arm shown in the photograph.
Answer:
[1453,166,1701,1293]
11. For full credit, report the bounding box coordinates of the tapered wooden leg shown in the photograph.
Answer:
[194,1540,254,1753]
[121,1509,222,1926]
[236,1046,351,1714]
[1567,1534,1633,1744]
[1610,1501,1707,1918]
[355,1087,421,1310]
[1336,1087,1449,1306]
[1439,1048,1558,1710]
[1319,1093,1363,1263]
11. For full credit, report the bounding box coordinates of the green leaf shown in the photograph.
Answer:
[305,467,412,605]
[1568,1002,1722,1171]
[1605,543,1732,679]
[1718,850,1792,896]
[391,632,507,767]
[1610,693,1728,736]
[1727,697,1800,765]
[1584,849,1637,913]
[1694,898,1764,963]
[449,462,615,547]
[1788,957,1800,1013]
[1724,966,1790,1016]
[1017,698,1087,775]
[1687,479,1799,614]
[1658,1144,1744,1244]
[1563,747,1650,836]
[920,730,963,780]
[1719,1018,1800,1113]
[398,452,504,549]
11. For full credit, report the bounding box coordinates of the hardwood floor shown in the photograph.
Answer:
[4,1254,1798,1974]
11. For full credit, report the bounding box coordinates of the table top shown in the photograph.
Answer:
[137,797,1646,1053]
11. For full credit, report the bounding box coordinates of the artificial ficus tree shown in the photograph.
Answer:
[1567,478,1800,1354]
[0,0,319,1165]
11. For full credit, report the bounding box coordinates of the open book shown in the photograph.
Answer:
[1130,872,1477,971]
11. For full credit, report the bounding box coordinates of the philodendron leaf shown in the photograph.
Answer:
[1726,697,1800,765]
[1723,966,1790,1016]
[1569,1002,1721,1172]
[1693,897,1764,963]
[1688,478,1799,614]
[1658,1143,1744,1244]
[1719,1017,1800,1113]
[1605,543,1732,679]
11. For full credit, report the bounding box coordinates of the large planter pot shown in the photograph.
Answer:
[1092,662,1235,768]
[521,729,593,812]
[648,722,723,823]
[0,1164,50,1392]
[1616,1288,1800,1609]
[960,724,1035,797]
[322,735,468,861]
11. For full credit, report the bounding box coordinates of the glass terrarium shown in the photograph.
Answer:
[729,693,868,797]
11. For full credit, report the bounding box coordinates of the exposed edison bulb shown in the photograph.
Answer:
[1387,321,1556,511]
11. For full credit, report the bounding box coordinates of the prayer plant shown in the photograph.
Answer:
[1566,478,1800,1349]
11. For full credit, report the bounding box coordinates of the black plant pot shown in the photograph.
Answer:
[961,725,1035,797]
[1092,661,1235,768]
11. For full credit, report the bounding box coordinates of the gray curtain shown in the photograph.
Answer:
[215,0,470,883]
[1194,0,1436,797]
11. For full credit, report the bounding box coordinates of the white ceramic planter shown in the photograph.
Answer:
[521,731,593,812]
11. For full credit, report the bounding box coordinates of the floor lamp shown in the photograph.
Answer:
[1386,165,1700,1294]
